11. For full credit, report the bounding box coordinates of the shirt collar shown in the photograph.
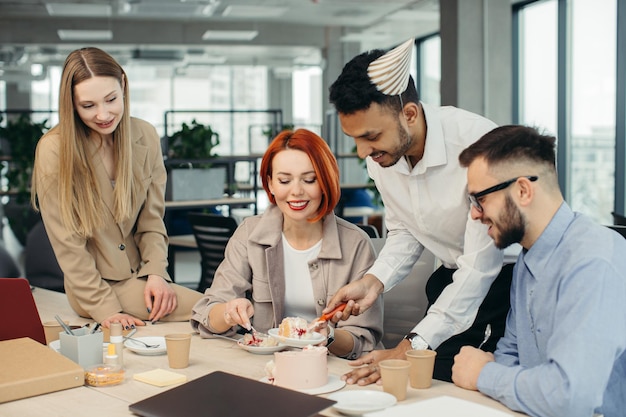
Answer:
[410,102,447,175]
[248,205,342,260]
[523,202,574,278]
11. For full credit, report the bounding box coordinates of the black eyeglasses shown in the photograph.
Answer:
[468,176,538,213]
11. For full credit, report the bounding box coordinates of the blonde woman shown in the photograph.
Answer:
[31,47,202,329]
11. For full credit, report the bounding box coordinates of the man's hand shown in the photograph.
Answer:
[451,346,494,391]
[341,339,412,386]
[144,275,177,323]
[323,274,383,318]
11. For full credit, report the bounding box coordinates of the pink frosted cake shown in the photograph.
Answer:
[265,345,328,389]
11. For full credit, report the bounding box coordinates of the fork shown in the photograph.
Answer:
[123,329,160,348]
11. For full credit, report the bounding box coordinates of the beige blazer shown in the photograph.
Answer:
[34,118,171,322]
[191,205,384,359]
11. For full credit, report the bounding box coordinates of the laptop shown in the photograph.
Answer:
[0,278,47,345]
[129,371,336,417]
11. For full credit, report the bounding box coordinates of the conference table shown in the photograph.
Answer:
[0,288,527,417]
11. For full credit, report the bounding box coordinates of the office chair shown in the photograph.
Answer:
[187,213,238,293]
[355,223,379,238]
[24,221,65,293]
[611,211,626,226]
[0,243,21,278]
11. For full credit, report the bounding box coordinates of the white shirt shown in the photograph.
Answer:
[282,234,321,320]
[367,102,514,349]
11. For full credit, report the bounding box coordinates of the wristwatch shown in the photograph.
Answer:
[326,325,335,346]
[404,332,430,350]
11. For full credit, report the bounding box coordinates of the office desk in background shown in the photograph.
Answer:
[164,197,255,280]
[0,288,527,417]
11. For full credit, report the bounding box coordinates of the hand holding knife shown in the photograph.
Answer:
[308,302,348,330]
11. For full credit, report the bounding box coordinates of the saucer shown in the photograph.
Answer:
[260,374,345,395]
[267,328,325,348]
[327,390,397,415]
[124,336,167,356]
[236,339,288,355]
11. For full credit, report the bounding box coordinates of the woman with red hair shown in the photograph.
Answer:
[191,129,383,359]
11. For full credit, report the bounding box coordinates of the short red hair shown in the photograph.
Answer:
[260,129,340,223]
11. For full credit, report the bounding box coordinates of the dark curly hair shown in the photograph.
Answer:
[329,49,419,115]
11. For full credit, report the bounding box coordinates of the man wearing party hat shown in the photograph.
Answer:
[326,39,516,384]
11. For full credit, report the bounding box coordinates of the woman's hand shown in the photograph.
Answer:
[222,298,254,329]
[144,274,177,323]
[102,313,145,330]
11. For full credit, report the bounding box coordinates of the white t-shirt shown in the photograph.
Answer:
[282,234,322,320]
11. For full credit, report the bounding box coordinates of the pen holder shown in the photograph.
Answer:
[59,327,103,368]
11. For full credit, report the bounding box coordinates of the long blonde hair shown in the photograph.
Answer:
[31,47,139,238]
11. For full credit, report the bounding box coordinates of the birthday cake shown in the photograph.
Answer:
[265,345,328,389]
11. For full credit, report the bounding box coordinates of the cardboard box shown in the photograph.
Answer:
[0,337,84,403]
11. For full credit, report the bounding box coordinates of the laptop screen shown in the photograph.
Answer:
[0,278,46,345]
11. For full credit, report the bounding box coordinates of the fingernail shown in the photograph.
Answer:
[125,325,130,330]
[131,325,135,329]
[147,308,151,313]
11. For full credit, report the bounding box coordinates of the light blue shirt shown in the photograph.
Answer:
[478,203,626,417]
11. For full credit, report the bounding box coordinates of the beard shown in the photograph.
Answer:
[378,119,412,168]
[494,195,526,249]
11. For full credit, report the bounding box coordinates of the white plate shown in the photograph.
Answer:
[267,328,325,348]
[124,336,167,356]
[327,390,397,416]
[236,339,288,355]
[260,374,346,395]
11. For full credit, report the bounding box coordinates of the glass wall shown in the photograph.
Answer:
[516,0,617,224]
[419,35,441,106]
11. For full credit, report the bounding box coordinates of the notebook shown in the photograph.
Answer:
[0,278,46,345]
[0,337,84,403]
[129,370,336,417]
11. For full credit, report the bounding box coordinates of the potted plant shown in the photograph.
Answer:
[0,113,49,245]
[165,119,226,201]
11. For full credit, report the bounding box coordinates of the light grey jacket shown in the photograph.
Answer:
[191,204,384,359]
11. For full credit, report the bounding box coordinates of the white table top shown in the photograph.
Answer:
[0,288,527,417]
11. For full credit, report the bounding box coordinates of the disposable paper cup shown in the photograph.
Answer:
[406,349,437,389]
[43,320,67,345]
[379,359,411,401]
[165,333,192,369]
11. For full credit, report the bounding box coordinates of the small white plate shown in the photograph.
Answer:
[327,390,397,416]
[124,336,167,356]
[236,339,288,355]
[260,374,346,395]
[267,328,325,348]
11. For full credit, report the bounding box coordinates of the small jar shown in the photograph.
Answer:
[84,364,125,387]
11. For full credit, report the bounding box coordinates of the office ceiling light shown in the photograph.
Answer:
[57,30,113,41]
[222,5,287,19]
[46,3,112,17]
[202,30,258,41]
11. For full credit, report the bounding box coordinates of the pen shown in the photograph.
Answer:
[90,322,101,334]
[55,314,75,335]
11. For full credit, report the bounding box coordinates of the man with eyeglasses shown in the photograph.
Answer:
[324,40,517,384]
[452,125,626,417]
